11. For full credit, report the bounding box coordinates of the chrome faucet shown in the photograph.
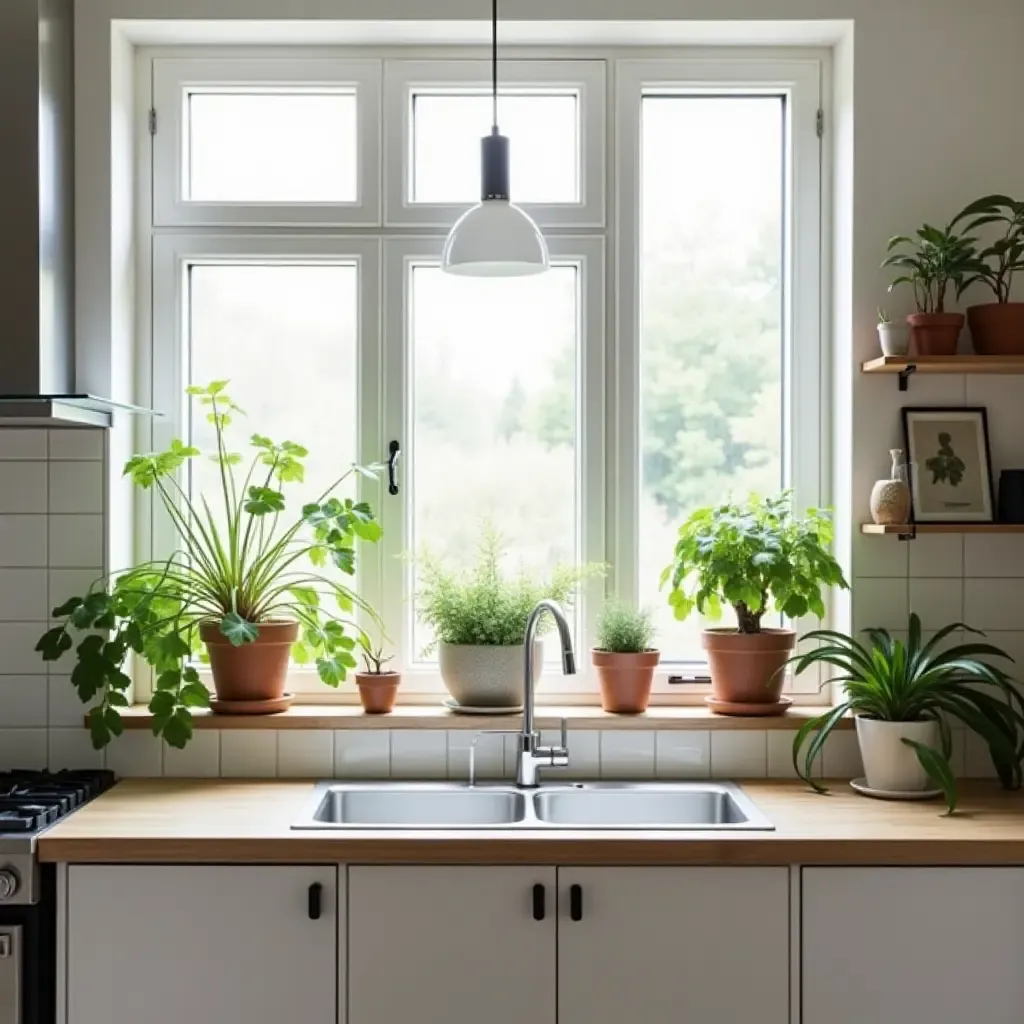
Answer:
[515,599,575,787]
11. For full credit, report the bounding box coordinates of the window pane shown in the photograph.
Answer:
[412,93,578,203]
[409,265,578,662]
[187,263,358,518]
[187,92,357,202]
[639,96,785,662]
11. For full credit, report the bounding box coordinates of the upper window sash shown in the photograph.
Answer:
[152,57,382,227]
[383,59,607,229]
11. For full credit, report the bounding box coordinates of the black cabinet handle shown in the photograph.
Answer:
[308,882,323,920]
[387,440,401,495]
[569,883,583,922]
[532,883,546,921]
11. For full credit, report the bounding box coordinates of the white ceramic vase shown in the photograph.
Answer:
[856,716,940,792]
[878,322,910,357]
[437,641,542,708]
[869,449,911,525]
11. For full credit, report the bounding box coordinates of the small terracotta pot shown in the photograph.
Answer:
[967,302,1024,355]
[907,312,964,356]
[592,650,660,714]
[702,628,795,707]
[200,619,297,706]
[355,671,401,714]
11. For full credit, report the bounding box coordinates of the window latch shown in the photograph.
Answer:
[387,440,401,496]
[668,674,712,685]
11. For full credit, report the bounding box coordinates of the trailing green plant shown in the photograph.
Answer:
[595,603,655,654]
[790,614,1024,814]
[883,223,983,313]
[951,194,1024,303]
[35,381,382,750]
[359,641,394,675]
[661,493,848,635]
[415,526,602,649]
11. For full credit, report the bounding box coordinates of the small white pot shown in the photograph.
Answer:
[856,716,940,792]
[437,641,543,707]
[878,322,911,357]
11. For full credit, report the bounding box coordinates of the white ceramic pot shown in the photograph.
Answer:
[856,716,940,792]
[878,322,911,357]
[437,641,543,708]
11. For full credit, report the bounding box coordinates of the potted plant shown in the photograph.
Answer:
[883,223,982,355]
[790,615,1024,813]
[592,603,659,714]
[951,194,1024,354]
[354,642,401,714]
[662,493,848,715]
[876,307,909,357]
[35,381,381,749]
[416,526,600,709]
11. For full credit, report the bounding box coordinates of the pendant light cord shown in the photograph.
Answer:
[491,0,498,130]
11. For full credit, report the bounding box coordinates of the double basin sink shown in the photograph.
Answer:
[292,781,773,831]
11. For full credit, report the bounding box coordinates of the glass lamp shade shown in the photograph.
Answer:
[441,199,549,277]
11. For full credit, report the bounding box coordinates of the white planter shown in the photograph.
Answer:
[856,716,940,792]
[437,641,543,707]
[878,322,911,357]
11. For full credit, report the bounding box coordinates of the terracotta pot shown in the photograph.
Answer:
[967,302,1024,355]
[354,671,401,714]
[592,649,660,714]
[907,312,964,356]
[200,619,297,706]
[702,628,795,707]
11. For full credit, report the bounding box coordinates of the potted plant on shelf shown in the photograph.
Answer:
[950,194,1024,355]
[354,642,401,714]
[416,526,600,710]
[592,603,659,714]
[790,614,1024,813]
[662,493,848,717]
[35,381,382,750]
[883,222,982,355]
[876,307,910,358]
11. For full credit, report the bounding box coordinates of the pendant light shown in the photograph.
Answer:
[441,0,549,277]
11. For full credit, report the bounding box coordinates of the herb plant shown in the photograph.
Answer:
[35,381,382,750]
[416,526,601,649]
[790,614,1024,813]
[951,194,1024,303]
[360,642,395,675]
[662,493,848,634]
[883,223,983,313]
[595,603,655,654]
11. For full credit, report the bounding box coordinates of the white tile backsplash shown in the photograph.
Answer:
[965,535,1024,578]
[48,568,103,617]
[600,730,655,779]
[48,674,92,728]
[0,432,48,461]
[447,729,507,781]
[909,577,964,629]
[558,729,600,780]
[0,676,48,727]
[768,730,820,780]
[0,516,47,567]
[105,731,163,778]
[0,623,49,675]
[48,430,104,461]
[0,729,48,769]
[965,579,1024,631]
[277,730,334,778]
[710,730,767,778]
[163,731,221,777]
[908,533,964,578]
[852,578,908,631]
[655,731,710,779]
[390,730,447,779]
[0,570,48,622]
[48,515,104,568]
[334,730,390,779]
[0,463,47,514]
[220,731,277,778]
[820,731,863,780]
[47,728,103,770]
[48,461,104,515]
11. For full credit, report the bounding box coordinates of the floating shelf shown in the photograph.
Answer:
[862,523,1024,536]
[861,355,1024,391]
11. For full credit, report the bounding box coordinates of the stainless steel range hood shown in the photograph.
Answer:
[0,0,152,428]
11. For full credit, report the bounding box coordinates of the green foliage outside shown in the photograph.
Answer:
[595,603,655,654]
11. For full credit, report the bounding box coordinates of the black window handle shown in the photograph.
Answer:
[532,883,546,921]
[387,440,401,495]
[308,882,323,920]
[569,883,583,922]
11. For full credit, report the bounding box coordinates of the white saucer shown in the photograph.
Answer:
[850,777,943,801]
[442,698,524,716]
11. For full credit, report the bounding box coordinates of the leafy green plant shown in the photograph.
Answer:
[883,223,983,313]
[415,526,602,649]
[951,194,1024,303]
[359,641,394,675]
[35,381,382,750]
[925,432,966,486]
[790,614,1024,813]
[595,603,655,654]
[662,493,848,634]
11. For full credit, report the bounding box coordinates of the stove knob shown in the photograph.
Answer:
[0,869,19,901]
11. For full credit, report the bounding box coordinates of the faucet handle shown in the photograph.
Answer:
[559,717,569,754]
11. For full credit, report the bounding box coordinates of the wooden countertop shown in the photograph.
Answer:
[37,779,1024,866]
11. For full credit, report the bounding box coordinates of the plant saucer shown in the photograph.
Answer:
[850,777,943,801]
[705,695,793,717]
[443,698,524,716]
[210,693,294,715]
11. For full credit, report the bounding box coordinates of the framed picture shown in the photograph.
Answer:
[902,407,995,523]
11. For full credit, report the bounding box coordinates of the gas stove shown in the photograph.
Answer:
[0,770,115,905]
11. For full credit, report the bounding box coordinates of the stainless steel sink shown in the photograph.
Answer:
[292,781,772,831]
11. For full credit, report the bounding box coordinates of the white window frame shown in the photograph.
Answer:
[152,57,383,227]
[382,59,606,229]
[614,58,825,694]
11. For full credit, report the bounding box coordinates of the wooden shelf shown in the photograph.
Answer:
[862,523,1024,535]
[862,355,1024,375]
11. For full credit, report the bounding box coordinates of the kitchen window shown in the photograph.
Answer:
[141,50,825,699]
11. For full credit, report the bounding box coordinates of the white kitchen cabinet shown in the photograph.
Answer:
[66,865,339,1024]
[803,868,1024,1024]
[557,867,790,1024]
[347,866,557,1024]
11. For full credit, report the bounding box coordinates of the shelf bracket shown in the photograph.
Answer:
[898,364,917,392]
[897,523,918,542]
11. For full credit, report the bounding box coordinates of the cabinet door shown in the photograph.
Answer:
[803,868,1024,1024]
[348,866,556,1024]
[67,865,338,1024]
[559,867,790,1024]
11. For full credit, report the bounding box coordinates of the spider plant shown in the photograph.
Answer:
[790,614,1024,813]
